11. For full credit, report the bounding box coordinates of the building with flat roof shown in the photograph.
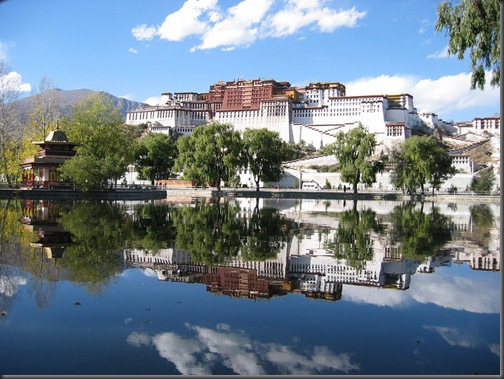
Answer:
[126,78,456,150]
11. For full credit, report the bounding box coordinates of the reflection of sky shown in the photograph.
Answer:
[127,323,359,375]
[342,267,500,314]
[423,325,500,357]
[0,275,27,297]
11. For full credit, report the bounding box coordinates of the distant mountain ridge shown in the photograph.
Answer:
[14,88,146,124]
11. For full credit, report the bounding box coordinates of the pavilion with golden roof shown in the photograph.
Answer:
[20,124,77,189]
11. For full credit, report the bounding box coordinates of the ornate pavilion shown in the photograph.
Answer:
[20,124,78,189]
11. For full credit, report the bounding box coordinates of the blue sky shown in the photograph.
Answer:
[0,0,499,122]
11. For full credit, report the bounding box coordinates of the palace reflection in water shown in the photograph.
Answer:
[120,198,500,301]
[1,196,500,375]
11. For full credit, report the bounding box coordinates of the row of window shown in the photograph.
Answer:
[386,126,404,137]
[474,120,500,129]
[452,156,469,164]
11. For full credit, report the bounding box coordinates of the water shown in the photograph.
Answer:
[0,197,500,375]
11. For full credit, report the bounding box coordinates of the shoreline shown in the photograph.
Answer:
[165,188,500,203]
[0,187,500,203]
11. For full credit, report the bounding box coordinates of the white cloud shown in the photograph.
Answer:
[342,284,413,307]
[343,268,499,314]
[126,331,151,347]
[157,0,219,42]
[345,71,499,121]
[0,275,27,297]
[418,18,430,34]
[423,325,481,348]
[316,6,365,32]
[132,0,366,51]
[118,93,135,100]
[488,343,500,357]
[152,331,213,375]
[194,0,273,50]
[142,267,158,277]
[132,24,158,41]
[346,74,418,96]
[127,323,360,375]
[0,71,31,93]
[427,45,449,59]
[128,47,138,54]
[408,270,500,314]
[144,96,164,106]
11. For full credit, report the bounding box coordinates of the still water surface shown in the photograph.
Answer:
[0,197,500,375]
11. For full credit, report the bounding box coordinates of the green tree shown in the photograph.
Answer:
[59,92,136,190]
[58,201,132,293]
[390,136,455,194]
[427,146,456,195]
[389,146,406,193]
[470,168,496,194]
[436,0,500,89]
[325,123,380,193]
[325,202,385,271]
[129,202,177,252]
[173,200,243,265]
[466,204,494,251]
[174,122,242,190]
[388,203,452,260]
[135,132,178,184]
[242,128,285,191]
[0,61,25,186]
[240,205,294,261]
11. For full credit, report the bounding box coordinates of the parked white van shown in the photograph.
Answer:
[302,181,321,190]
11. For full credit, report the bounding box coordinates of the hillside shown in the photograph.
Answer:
[14,88,145,124]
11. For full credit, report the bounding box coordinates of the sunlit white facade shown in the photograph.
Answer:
[125,79,456,150]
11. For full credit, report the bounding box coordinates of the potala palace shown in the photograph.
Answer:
[125,78,500,191]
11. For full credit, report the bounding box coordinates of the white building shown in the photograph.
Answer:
[125,79,452,150]
[124,79,499,191]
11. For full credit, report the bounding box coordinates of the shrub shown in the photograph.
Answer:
[470,169,496,194]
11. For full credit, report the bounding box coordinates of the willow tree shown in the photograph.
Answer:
[436,0,500,89]
[325,123,380,194]
[390,136,455,194]
[174,122,242,190]
[242,128,285,191]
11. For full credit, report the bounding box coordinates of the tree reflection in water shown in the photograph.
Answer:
[325,200,385,271]
[57,201,133,294]
[388,202,452,261]
[0,198,499,375]
[173,198,296,265]
[1,198,498,304]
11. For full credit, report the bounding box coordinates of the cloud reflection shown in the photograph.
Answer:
[0,275,27,297]
[343,271,499,314]
[126,323,359,375]
[423,325,500,357]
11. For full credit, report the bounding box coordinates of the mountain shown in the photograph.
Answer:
[14,88,146,124]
